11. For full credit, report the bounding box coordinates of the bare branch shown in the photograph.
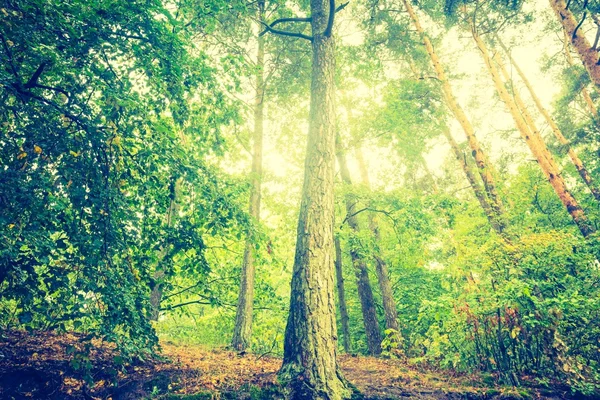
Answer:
[572,11,587,40]
[259,20,313,41]
[259,16,311,37]
[324,0,336,37]
[24,63,47,89]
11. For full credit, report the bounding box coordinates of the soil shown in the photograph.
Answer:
[0,330,575,399]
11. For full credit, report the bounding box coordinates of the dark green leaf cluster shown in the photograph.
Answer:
[0,0,247,356]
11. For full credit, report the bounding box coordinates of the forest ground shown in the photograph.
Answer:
[0,330,578,400]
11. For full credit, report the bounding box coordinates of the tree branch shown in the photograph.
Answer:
[160,299,211,311]
[259,20,313,41]
[572,11,587,40]
[259,16,311,37]
[24,63,47,89]
[324,0,336,37]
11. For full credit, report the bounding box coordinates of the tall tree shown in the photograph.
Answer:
[232,0,266,352]
[550,0,600,88]
[562,31,599,117]
[264,1,351,398]
[334,234,352,353]
[354,148,400,332]
[497,37,600,203]
[440,128,505,234]
[401,0,506,231]
[472,28,595,237]
[336,143,382,355]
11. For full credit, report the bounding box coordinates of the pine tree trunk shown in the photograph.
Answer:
[334,235,352,353]
[550,0,600,88]
[354,149,400,332]
[473,30,595,237]
[231,1,265,351]
[279,1,350,398]
[497,37,600,203]
[441,129,505,234]
[562,31,598,116]
[401,0,505,228]
[336,146,382,355]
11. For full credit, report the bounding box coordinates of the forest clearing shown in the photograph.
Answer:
[2,0,600,399]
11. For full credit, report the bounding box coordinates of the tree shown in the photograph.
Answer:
[336,141,383,355]
[262,1,351,398]
[550,0,600,88]
[497,37,600,203]
[232,0,266,352]
[471,28,595,237]
[354,148,400,332]
[334,234,352,353]
[400,0,506,232]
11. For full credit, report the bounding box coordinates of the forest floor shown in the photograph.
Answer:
[0,330,579,400]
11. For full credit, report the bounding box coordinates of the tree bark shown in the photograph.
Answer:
[336,145,383,355]
[441,128,506,234]
[562,31,598,117]
[354,149,400,332]
[550,0,600,88]
[232,0,265,351]
[497,37,600,203]
[334,235,352,353]
[279,1,350,398]
[401,0,505,229]
[473,30,595,237]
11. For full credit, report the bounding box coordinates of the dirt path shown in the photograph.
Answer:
[0,331,569,399]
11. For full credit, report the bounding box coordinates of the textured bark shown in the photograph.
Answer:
[441,129,505,234]
[336,146,382,355]
[563,31,598,117]
[551,0,600,88]
[497,37,600,203]
[334,235,351,353]
[232,1,265,351]
[401,0,505,228]
[279,1,350,398]
[354,149,399,332]
[473,31,595,237]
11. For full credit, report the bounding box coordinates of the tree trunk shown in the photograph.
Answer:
[354,149,400,332]
[563,31,598,117]
[279,1,350,398]
[231,1,266,352]
[473,30,595,237]
[441,128,506,234]
[149,177,180,321]
[401,0,505,229]
[336,145,382,355]
[550,0,600,88]
[334,235,352,353]
[497,37,600,203]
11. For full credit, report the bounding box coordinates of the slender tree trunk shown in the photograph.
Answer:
[401,0,505,228]
[279,1,350,398]
[231,1,265,351]
[497,37,600,203]
[563,31,598,116]
[441,129,506,234]
[354,149,399,332]
[550,0,600,88]
[334,235,352,353]
[473,30,595,237]
[336,145,382,355]
[150,178,180,321]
